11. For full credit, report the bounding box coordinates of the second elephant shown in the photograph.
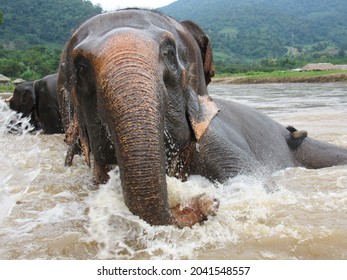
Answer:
[9,73,64,134]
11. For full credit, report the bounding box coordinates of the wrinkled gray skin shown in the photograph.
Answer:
[9,73,64,134]
[190,100,347,180]
[59,9,347,226]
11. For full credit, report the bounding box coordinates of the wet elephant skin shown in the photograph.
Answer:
[9,73,64,134]
[58,9,347,227]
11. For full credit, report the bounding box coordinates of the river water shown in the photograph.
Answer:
[0,83,346,260]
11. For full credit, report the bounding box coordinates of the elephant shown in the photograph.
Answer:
[58,9,347,227]
[8,73,64,134]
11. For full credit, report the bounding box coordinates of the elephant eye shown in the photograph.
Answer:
[76,62,88,74]
[161,38,180,83]
[163,45,177,64]
[74,55,90,76]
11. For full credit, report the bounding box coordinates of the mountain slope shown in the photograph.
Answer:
[160,0,347,63]
[0,0,102,49]
[1,0,346,71]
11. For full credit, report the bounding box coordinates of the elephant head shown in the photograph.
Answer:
[9,81,37,120]
[59,10,219,226]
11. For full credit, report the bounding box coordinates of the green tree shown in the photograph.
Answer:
[0,0,102,78]
[161,0,347,64]
[337,48,345,58]
[0,46,61,79]
[0,0,102,48]
[0,59,25,77]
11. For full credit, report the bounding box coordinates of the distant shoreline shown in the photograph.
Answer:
[2,72,347,96]
[212,72,347,84]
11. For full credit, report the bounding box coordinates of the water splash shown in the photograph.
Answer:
[86,167,298,259]
[0,100,36,135]
[0,100,41,223]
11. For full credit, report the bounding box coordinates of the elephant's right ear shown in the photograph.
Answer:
[187,88,219,141]
[181,20,215,85]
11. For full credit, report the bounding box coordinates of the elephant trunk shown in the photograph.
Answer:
[95,34,173,225]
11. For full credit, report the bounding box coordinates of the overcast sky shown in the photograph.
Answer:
[89,0,176,11]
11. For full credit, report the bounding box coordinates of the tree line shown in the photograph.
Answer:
[0,0,102,80]
[1,0,347,80]
[161,0,347,65]
[0,0,102,48]
[0,46,61,80]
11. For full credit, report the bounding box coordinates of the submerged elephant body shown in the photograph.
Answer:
[59,9,347,227]
[9,73,64,134]
[186,98,347,181]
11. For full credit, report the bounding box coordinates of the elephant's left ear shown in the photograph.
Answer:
[181,20,215,85]
[187,89,219,140]
[200,35,215,85]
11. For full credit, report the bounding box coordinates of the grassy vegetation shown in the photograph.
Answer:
[215,69,347,78]
[0,83,15,93]
[213,69,347,84]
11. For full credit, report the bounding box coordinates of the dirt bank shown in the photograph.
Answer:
[212,73,347,84]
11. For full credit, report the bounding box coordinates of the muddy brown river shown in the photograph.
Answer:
[0,82,346,259]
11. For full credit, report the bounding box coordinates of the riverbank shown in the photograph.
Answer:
[2,71,347,94]
[212,71,347,84]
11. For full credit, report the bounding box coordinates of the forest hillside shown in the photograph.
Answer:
[0,0,101,79]
[160,0,347,65]
[1,0,347,79]
[0,0,102,49]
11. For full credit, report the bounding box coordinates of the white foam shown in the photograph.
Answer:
[86,168,294,259]
[0,101,41,223]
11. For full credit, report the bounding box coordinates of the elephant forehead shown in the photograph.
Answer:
[15,82,33,92]
[101,31,157,53]
[74,29,161,61]
[101,34,157,68]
